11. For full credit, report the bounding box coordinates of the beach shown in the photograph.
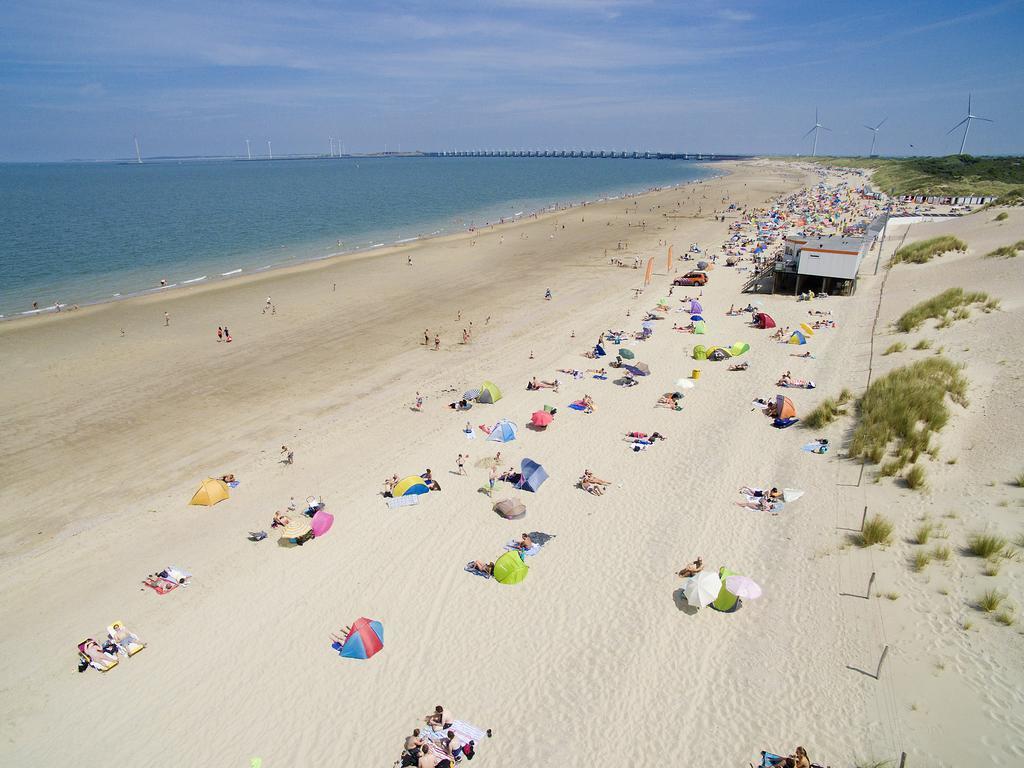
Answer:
[2,159,1022,767]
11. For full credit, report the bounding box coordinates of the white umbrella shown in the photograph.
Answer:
[683,571,722,609]
[724,575,762,600]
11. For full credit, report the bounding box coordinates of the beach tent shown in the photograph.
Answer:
[693,345,707,361]
[494,498,526,520]
[689,299,703,314]
[517,458,548,493]
[775,395,797,420]
[311,510,334,537]
[712,568,740,612]
[189,478,229,507]
[337,617,384,660]
[788,331,808,345]
[624,362,650,376]
[494,551,528,585]
[694,321,706,335]
[477,381,502,404]
[799,323,815,336]
[729,342,750,357]
[696,260,709,270]
[487,420,519,443]
[530,411,553,428]
[393,476,430,497]
[754,312,776,330]
[593,344,606,357]
[708,348,732,361]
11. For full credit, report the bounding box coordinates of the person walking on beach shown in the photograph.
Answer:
[164,312,170,326]
[434,334,440,351]
[424,329,430,346]
[414,392,424,411]
[224,325,232,342]
[488,464,497,496]
[217,326,223,342]
[281,445,294,466]
[456,454,467,475]
[264,296,271,313]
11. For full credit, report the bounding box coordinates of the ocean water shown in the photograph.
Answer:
[0,156,714,317]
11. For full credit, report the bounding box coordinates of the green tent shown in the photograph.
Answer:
[729,342,750,357]
[477,381,503,404]
[694,321,706,335]
[712,567,739,612]
[693,345,707,361]
[494,551,528,585]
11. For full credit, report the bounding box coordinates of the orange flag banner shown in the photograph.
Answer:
[644,257,654,285]
[666,245,673,271]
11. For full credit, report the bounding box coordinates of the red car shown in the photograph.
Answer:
[673,271,708,286]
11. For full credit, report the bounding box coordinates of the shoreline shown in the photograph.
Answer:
[0,165,722,324]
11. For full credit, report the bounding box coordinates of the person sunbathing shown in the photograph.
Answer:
[469,560,495,576]
[425,704,453,730]
[108,622,144,653]
[778,371,793,385]
[558,368,584,379]
[527,377,541,390]
[768,746,811,768]
[79,639,116,670]
[272,511,291,528]
[330,625,352,644]
[672,323,694,332]
[628,431,667,442]
[538,379,560,391]
[512,532,535,550]
[657,392,683,409]
[728,362,749,371]
[677,556,704,578]
[582,394,595,413]
[587,368,607,376]
[580,470,611,494]
[219,473,236,483]
[741,486,782,501]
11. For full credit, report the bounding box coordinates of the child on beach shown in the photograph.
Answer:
[456,454,467,475]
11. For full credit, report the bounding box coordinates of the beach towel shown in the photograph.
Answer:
[142,576,178,594]
[802,441,829,454]
[568,401,587,411]
[751,400,769,410]
[386,495,420,509]
[593,374,608,380]
[503,532,554,556]
[464,562,492,579]
[422,720,489,747]
[477,423,493,434]
[772,417,799,429]
[248,530,268,541]
[227,480,240,488]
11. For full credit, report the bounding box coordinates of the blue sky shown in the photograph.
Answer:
[2,0,1023,161]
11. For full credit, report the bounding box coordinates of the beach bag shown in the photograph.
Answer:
[462,741,476,760]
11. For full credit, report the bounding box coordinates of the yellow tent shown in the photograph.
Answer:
[189,478,229,506]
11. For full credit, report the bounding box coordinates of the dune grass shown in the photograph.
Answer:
[1015,471,1024,487]
[895,288,990,332]
[932,544,951,562]
[892,236,967,265]
[913,338,932,350]
[984,240,1024,258]
[802,389,852,430]
[994,211,1009,221]
[905,464,927,490]
[915,522,934,544]
[912,550,932,572]
[967,532,1009,560]
[849,358,967,475]
[859,514,894,547]
[883,342,906,355]
[978,589,1005,613]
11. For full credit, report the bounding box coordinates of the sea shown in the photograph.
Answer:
[0,156,715,318]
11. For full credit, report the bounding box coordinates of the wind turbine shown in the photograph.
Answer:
[802,109,830,156]
[946,94,993,155]
[864,117,887,157]
[245,139,251,160]
[267,139,273,160]
[133,135,142,164]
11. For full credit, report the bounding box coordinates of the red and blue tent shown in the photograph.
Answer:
[336,617,384,660]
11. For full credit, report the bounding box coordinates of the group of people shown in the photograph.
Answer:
[398,705,479,767]
[579,469,612,495]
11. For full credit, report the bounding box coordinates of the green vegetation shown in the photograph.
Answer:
[983,561,1001,577]
[803,388,853,429]
[978,589,1005,613]
[895,288,990,332]
[994,211,1009,221]
[932,544,951,562]
[984,240,1024,258]
[883,342,906,355]
[1015,472,1024,487]
[967,532,1009,560]
[849,358,967,478]
[913,550,932,572]
[996,610,1016,626]
[906,464,927,490]
[892,236,967,265]
[859,514,894,547]
[915,521,934,545]
[983,298,1001,312]
[913,338,932,350]
[801,155,1024,201]
[885,592,900,601]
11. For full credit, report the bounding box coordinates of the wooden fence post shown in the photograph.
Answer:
[866,572,876,599]
[898,751,907,768]
[860,506,868,532]
[875,645,890,679]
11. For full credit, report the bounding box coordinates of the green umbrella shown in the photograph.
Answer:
[494,551,528,585]
[618,348,635,360]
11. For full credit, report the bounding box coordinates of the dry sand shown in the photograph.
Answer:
[1,161,1021,767]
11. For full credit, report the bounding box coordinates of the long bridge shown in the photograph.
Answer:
[420,150,749,160]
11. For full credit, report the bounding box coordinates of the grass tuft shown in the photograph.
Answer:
[931,544,951,562]
[883,342,906,355]
[978,589,1005,612]
[859,514,894,547]
[915,522,934,545]
[995,610,1016,626]
[1014,471,1024,488]
[983,561,1001,577]
[912,550,932,572]
[892,236,967,265]
[994,211,1009,221]
[885,591,899,601]
[984,240,1024,258]
[967,532,1008,559]
[896,288,990,332]
[913,338,932,350]
[905,464,927,490]
[803,394,848,429]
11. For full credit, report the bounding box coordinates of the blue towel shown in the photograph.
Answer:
[568,402,586,411]
[228,481,240,488]
[772,417,799,429]
[593,375,608,380]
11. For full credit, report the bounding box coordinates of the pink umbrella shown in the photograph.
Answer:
[530,410,553,428]
[311,510,334,537]
[724,575,762,600]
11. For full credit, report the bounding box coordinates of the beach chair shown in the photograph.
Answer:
[78,639,118,672]
[107,621,146,657]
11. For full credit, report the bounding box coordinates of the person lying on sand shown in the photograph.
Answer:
[677,557,704,578]
[446,399,472,410]
[728,362,748,371]
[219,473,236,483]
[672,323,695,332]
[628,431,667,442]
[330,625,352,645]
[792,351,814,359]
[587,368,607,376]
[741,486,782,501]
[767,746,811,768]
[657,392,684,409]
[735,497,778,513]
[469,560,495,576]
[529,377,559,392]
[272,511,291,528]
[558,368,584,379]
[580,470,611,495]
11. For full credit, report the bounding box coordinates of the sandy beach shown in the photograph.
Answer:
[2,159,1022,768]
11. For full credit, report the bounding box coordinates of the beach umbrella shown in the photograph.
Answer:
[618,348,635,360]
[280,518,312,540]
[530,410,553,428]
[725,575,762,601]
[337,617,384,660]
[393,476,430,497]
[463,388,481,401]
[494,551,528,585]
[517,458,548,493]
[642,321,654,330]
[311,509,334,537]
[189,478,229,506]
[487,419,518,442]
[624,362,650,376]
[494,498,526,520]
[697,260,708,270]
[683,571,722,609]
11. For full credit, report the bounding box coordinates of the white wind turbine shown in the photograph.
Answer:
[946,94,993,155]
[864,117,887,157]
[802,108,830,156]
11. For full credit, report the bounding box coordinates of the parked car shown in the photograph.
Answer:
[673,271,708,286]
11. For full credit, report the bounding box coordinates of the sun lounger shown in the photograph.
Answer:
[106,621,145,657]
[143,576,179,595]
[78,639,118,672]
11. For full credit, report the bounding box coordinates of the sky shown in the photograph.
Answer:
[2,0,1023,161]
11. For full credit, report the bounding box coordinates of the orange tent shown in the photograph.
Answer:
[775,395,797,420]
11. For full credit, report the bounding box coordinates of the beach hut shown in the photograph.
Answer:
[775,395,797,420]
[493,551,528,585]
[477,381,503,404]
[788,331,808,345]
[393,476,430,497]
[689,299,703,314]
[487,420,518,442]
[517,458,548,493]
[189,478,229,507]
[336,617,384,660]
[754,312,776,330]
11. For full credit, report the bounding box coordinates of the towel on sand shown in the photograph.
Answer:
[422,720,488,745]
[568,401,587,411]
[503,532,555,556]
[802,441,829,453]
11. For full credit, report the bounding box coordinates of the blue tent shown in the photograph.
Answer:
[335,617,384,660]
[487,420,518,443]
[517,458,548,493]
